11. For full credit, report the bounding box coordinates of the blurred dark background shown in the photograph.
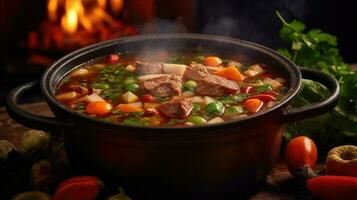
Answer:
[1,0,356,106]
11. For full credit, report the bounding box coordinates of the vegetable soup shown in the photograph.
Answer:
[55,52,288,127]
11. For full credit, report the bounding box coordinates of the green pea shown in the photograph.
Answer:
[125,83,140,92]
[225,106,243,115]
[124,77,137,85]
[205,102,225,115]
[187,116,207,125]
[183,80,197,91]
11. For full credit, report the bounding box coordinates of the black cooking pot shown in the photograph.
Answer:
[6,34,339,200]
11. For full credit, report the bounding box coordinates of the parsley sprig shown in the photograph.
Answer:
[276,11,357,153]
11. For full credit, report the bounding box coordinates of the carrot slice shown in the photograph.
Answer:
[203,56,222,66]
[116,104,144,113]
[214,66,245,82]
[86,101,112,116]
[243,98,263,113]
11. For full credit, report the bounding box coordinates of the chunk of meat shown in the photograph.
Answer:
[184,64,240,96]
[158,97,193,118]
[184,63,210,80]
[136,61,162,75]
[142,74,182,97]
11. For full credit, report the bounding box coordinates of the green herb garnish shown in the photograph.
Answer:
[276,11,357,153]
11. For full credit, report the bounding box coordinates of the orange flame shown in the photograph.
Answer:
[48,0,124,34]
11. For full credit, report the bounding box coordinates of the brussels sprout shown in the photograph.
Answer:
[0,140,16,160]
[21,130,50,153]
[11,191,50,200]
[107,187,133,200]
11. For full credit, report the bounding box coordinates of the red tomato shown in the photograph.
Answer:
[52,176,103,200]
[284,136,318,175]
[108,54,120,64]
[141,94,156,103]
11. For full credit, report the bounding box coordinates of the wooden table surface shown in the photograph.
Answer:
[0,102,317,200]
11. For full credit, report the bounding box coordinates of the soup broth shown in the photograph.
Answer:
[55,52,288,127]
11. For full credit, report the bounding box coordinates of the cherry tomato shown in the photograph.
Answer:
[141,94,156,103]
[284,136,318,175]
[108,54,120,64]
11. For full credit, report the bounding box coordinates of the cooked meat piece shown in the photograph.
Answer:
[136,61,163,75]
[184,64,240,96]
[142,74,182,97]
[158,97,193,118]
[184,63,209,80]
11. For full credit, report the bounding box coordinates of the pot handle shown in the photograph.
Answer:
[282,67,340,123]
[6,81,73,132]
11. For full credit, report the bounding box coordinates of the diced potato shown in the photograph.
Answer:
[144,103,160,109]
[263,77,282,90]
[78,93,104,103]
[204,96,216,104]
[122,91,139,103]
[243,64,264,77]
[162,63,187,76]
[125,64,135,72]
[70,68,89,77]
[128,102,143,108]
[137,74,167,82]
[56,91,78,101]
[191,96,204,104]
[182,91,195,97]
[207,117,224,124]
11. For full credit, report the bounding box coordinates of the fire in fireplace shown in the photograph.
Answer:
[28,0,138,52]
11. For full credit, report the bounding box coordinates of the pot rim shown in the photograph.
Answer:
[41,33,301,131]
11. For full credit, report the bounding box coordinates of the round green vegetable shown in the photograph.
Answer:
[187,116,206,125]
[125,83,140,92]
[0,140,16,160]
[21,130,50,153]
[205,102,225,115]
[225,106,243,115]
[11,191,50,200]
[124,77,137,85]
[183,80,197,90]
